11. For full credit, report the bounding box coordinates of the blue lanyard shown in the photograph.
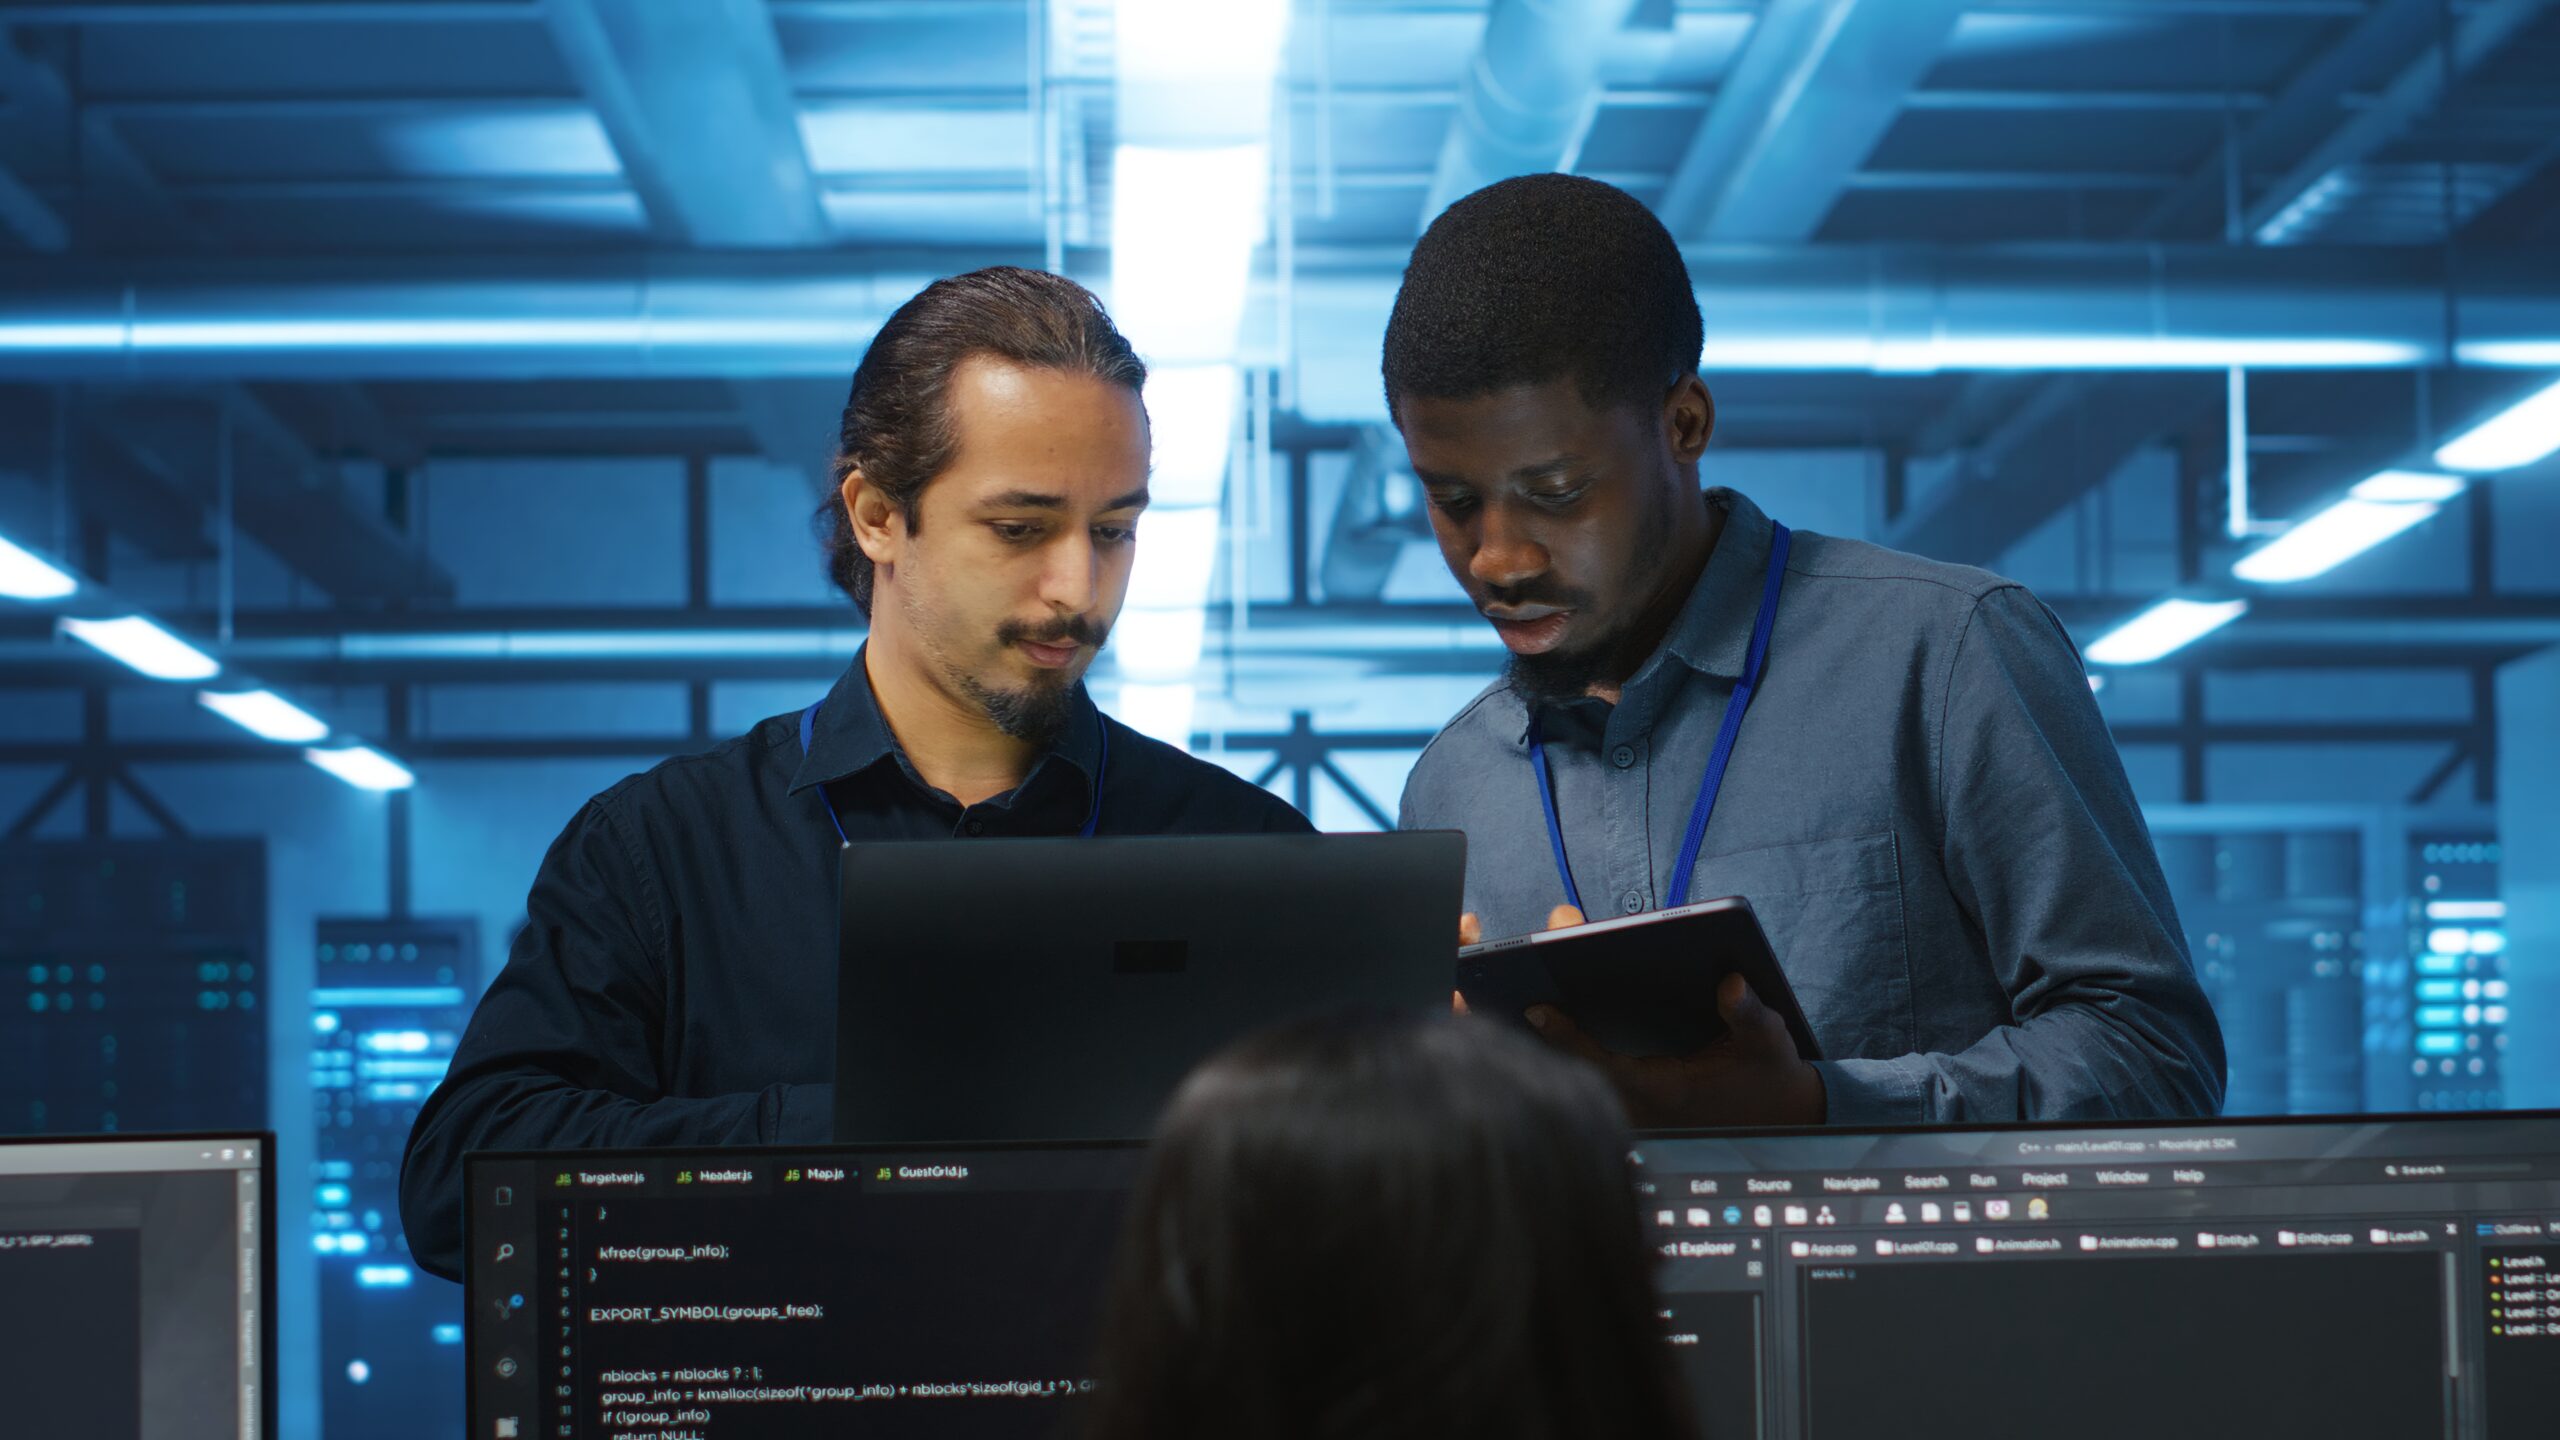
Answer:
[798,694,1108,845]
[1529,522,1791,916]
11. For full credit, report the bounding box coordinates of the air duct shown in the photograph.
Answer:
[1422,0,1645,226]
[1,248,2554,399]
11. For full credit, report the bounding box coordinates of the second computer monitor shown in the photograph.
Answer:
[0,1131,274,1440]
[469,1110,2560,1440]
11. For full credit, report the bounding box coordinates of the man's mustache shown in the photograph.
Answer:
[1478,581,1595,613]
[997,615,1111,648]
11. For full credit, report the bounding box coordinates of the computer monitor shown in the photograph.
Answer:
[1643,1111,2560,1439]
[468,1110,2560,1439]
[0,1131,274,1440]
[835,831,1466,1144]
[468,1144,1134,1439]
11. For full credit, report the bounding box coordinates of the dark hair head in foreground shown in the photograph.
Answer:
[817,265,1148,616]
[1083,1010,1699,1440]
[1381,172,1702,421]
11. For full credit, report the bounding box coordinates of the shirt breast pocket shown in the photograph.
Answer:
[1686,830,1913,1062]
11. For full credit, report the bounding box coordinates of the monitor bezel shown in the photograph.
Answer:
[0,1128,277,1440]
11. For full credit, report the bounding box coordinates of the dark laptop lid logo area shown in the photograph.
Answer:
[1113,939,1188,974]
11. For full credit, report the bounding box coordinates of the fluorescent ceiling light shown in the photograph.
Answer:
[1112,146,1269,364]
[2232,471,2463,585]
[1116,0,1288,140]
[1115,682,1198,750]
[305,745,416,792]
[2085,598,2249,666]
[1123,506,1222,611]
[0,533,78,600]
[1143,365,1241,508]
[58,615,220,681]
[1112,605,1209,683]
[198,689,330,744]
[2460,342,2560,368]
[2347,470,2464,503]
[2434,377,2560,473]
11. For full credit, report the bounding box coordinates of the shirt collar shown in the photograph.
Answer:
[1661,486,1778,682]
[786,646,1105,809]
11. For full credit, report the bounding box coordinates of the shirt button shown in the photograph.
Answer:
[1621,890,1645,915]
[1611,745,1637,769]
[963,819,986,837]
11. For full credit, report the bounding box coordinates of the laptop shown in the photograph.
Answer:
[832,830,1465,1143]
[467,1108,2560,1440]
[0,1131,274,1440]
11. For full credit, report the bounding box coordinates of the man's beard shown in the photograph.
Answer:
[1479,577,1608,707]
[1504,644,1620,708]
[952,612,1112,746]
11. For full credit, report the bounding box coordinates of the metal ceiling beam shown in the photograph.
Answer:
[0,391,212,561]
[1886,372,2223,567]
[245,382,424,470]
[0,44,446,600]
[2135,0,2447,239]
[87,389,456,603]
[544,0,829,249]
[544,0,837,484]
[1420,0,1644,226]
[0,168,69,253]
[1908,0,2544,557]
[1656,0,1969,241]
[0,27,196,247]
[729,378,846,490]
[1318,428,1422,603]
[2246,0,2556,242]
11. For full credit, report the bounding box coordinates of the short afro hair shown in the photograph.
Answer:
[1382,173,1701,420]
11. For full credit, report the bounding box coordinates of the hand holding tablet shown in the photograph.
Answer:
[1455,896,1828,1126]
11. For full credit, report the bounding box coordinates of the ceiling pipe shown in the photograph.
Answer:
[1420,0,1645,229]
[2,247,2555,391]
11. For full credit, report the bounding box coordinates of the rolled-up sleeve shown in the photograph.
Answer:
[1814,586,2226,1124]
[398,797,828,1281]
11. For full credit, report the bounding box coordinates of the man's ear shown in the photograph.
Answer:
[1664,374,1716,465]
[842,466,905,568]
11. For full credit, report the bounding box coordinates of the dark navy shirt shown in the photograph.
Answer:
[400,652,1309,1278]
[1400,488,2225,1126]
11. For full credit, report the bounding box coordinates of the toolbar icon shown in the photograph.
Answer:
[1921,1203,1942,1223]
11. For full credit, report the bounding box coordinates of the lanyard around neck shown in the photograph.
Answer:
[1528,521,1792,916]
[798,694,1108,846]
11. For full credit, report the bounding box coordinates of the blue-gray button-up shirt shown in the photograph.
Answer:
[1399,488,2225,1125]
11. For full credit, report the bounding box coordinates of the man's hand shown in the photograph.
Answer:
[1453,905,1586,1014]
[1526,972,1826,1128]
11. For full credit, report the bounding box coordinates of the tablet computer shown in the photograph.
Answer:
[1455,896,1821,1061]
